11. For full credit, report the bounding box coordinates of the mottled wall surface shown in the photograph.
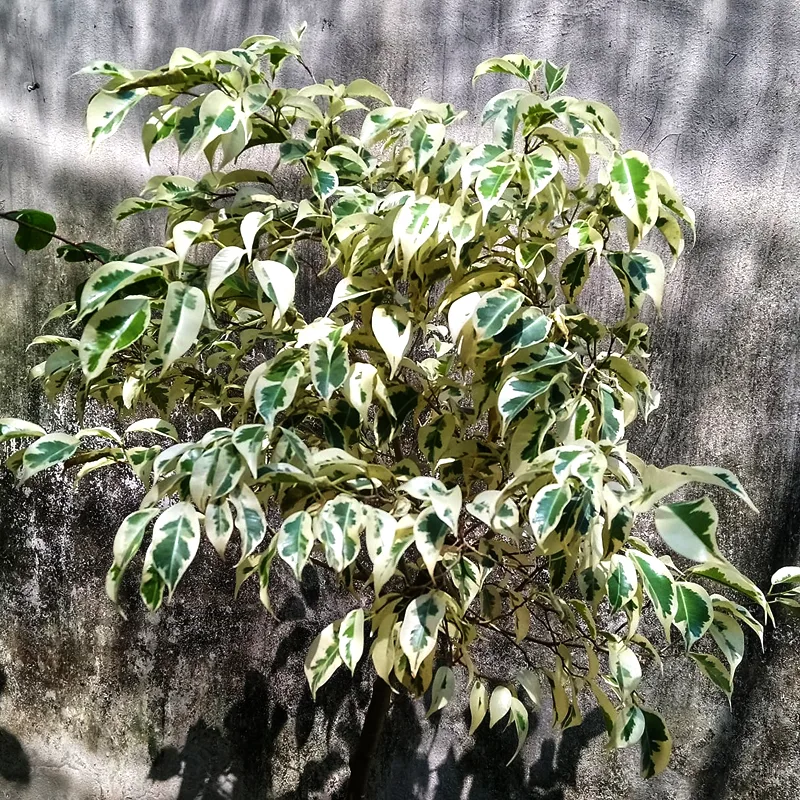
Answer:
[1,1,799,798]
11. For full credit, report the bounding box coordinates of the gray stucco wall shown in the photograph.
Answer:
[1,1,800,798]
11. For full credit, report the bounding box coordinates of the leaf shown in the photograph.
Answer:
[418,414,456,467]
[608,554,638,613]
[229,484,267,562]
[19,432,80,483]
[709,611,745,676]
[608,638,642,699]
[489,685,512,728]
[629,551,677,641]
[86,86,146,146]
[241,212,269,259]
[611,705,645,749]
[124,418,179,441]
[253,354,306,431]
[475,160,516,222]
[608,150,659,238]
[771,566,800,589]
[393,196,440,265]
[0,418,46,444]
[79,298,151,380]
[662,464,757,512]
[105,507,160,609]
[158,282,206,370]
[304,621,343,699]
[146,502,201,598]
[207,246,245,300]
[346,78,393,106]
[231,424,267,478]
[372,306,412,379]
[309,336,349,401]
[5,209,57,252]
[253,259,296,319]
[655,497,721,562]
[414,507,450,578]
[597,385,624,443]
[469,680,489,733]
[204,499,234,559]
[507,697,529,764]
[559,250,591,302]
[427,665,455,717]
[277,510,314,580]
[673,581,713,651]
[338,608,365,674]
[190,443,246,509]
[711,594,764,648]
[688,559,771,623]
[310,160,339,200]
[197,89,238,150]
[498,377,551,430]
[607,250,665,315]
[523,146,559,202]
[472,288,525,341]
[528,483,572,548]
[639,708,672,778]
[399,591,447,676]
[368,512,413,596]
[689,652,733,702]
[517,669,542,707]
[360,106,410,145]
[409,119,446,173]
[402,477,462,531]
[473,54,540,83]
[317,494,363,572]
[544,60,569,94]
[172,220,209,268]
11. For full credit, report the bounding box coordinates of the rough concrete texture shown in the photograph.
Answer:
[1,0,800,798]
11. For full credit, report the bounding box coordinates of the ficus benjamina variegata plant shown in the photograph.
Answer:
[1,26,797,790]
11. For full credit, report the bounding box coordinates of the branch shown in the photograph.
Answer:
[0,211,106,263]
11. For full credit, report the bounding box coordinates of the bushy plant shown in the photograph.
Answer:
[2,27,796,794]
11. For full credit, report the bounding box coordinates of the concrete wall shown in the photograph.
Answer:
[1,1,800,798]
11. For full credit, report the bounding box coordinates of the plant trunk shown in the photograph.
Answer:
[345,678,392,799]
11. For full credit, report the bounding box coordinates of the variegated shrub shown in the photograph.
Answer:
[1,31,794,786]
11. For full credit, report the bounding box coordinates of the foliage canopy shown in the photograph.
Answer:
[2,28,796,781]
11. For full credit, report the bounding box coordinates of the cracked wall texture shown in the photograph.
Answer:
[1,1,800,798]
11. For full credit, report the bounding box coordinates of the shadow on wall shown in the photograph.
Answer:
[0,668,31,786]
[148,664,605,800]
[377,696,605,800]
[147,664,355,800]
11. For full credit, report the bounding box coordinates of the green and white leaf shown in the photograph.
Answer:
[427,665,455,717]
[277,509,314,580]
[608,150,659,238]
[673,581,713,651]
[304,621,343,699]
[414,507,450,577]
[629,551,677,641]
[106,508,159,608]
[469,680,489,734]
[338,608,365,674]
[317,494,363,571]
[19,433,80,483]
[372,306,412,379]
[655,497,721,563]
[159,282,206,370]
[639,708,672,778]
[80,298,151,380]
[399,591,447,676]
[145,502,201,598]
